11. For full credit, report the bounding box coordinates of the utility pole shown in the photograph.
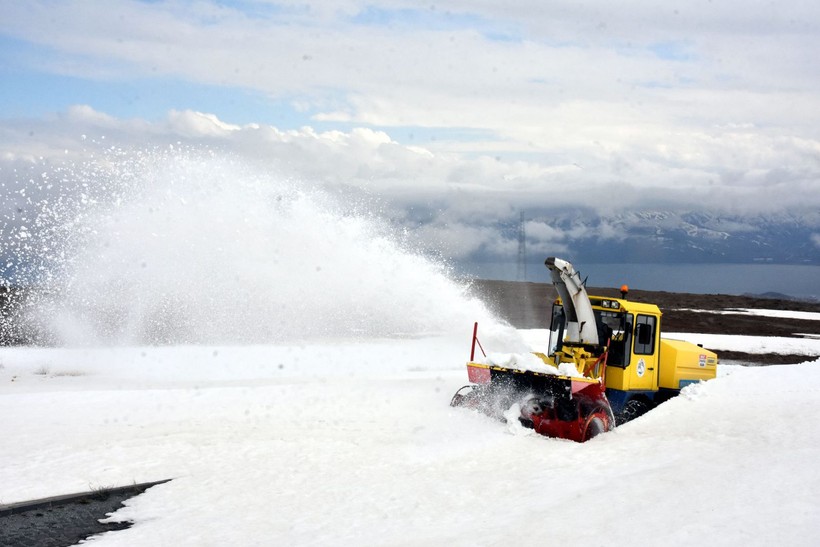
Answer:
[517,211,526,281]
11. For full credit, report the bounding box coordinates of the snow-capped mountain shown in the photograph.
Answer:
[525,209,820,264]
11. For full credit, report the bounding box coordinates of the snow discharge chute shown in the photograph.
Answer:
[546,256,599,346]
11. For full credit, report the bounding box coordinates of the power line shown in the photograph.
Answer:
[517,211,526,281]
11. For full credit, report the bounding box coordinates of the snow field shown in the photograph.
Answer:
[678,308,820,321]
[1,332,819,546]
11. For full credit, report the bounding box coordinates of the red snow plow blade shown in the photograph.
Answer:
[452,364,614,442]
[451,321,614,443]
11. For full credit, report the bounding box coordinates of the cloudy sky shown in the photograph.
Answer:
[1,0,819,277]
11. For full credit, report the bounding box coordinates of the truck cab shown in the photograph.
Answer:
[548,294,718,421]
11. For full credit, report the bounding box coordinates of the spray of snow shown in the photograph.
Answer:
[1,145,521,347]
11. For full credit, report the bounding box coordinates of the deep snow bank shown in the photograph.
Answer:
[1,340,818,546]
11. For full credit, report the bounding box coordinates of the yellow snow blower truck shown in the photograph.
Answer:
[451,257,718,442]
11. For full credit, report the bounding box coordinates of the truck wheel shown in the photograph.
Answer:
[582,411,611,441]
[618,399,649,425]
[450,385,484,408]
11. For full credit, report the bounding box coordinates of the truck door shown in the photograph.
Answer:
[629,314,659,391]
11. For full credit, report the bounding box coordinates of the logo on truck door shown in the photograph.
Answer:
[636,358,646,377]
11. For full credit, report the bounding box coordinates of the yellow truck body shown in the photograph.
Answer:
[551,294,718,419]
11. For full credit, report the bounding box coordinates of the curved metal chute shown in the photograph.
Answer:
[545,257,599,346]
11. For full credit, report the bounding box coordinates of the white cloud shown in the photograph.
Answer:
[167,110,241,137]
[1,107,818,274]
[4,1,820,145]
[525,221,565,243]
[2,105,819,214]
[413,222,511,260]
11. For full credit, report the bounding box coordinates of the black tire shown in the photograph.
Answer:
[450,385,477,407]
[583,415,607,441]
[450,385,490,411]
[618,399,649,425]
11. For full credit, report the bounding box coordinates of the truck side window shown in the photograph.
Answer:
[634,315,656,355]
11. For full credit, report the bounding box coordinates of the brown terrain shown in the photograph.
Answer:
[467,279,820,365]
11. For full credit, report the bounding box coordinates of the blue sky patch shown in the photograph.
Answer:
[348,5,521,42]
[648,41,695,61]
[0,68,295,126]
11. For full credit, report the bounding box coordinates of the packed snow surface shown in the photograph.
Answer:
[2,332,819,546]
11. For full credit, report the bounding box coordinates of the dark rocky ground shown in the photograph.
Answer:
[467,279,820,365]
[0,481,170,547]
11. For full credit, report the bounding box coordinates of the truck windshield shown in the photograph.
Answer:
[549,303,631,366]
[595,309,632,367]
[595,310,626,341]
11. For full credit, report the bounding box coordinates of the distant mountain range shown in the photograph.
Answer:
[525,209,820,265]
